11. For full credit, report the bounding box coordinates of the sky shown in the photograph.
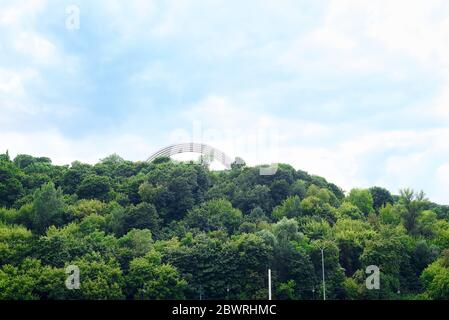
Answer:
[1,0,449,204]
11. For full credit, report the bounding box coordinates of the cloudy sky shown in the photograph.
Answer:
[1,0,449,203]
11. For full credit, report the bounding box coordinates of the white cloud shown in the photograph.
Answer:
[0,0,47,26]
[174,93,449,203]
[0,68,40,126]
[1,0,449,204]
[435,164,449,203]
[182,95,330,138]
[280,128,449,200]
[280,0,449,77]
[13,32,58,65]
[0,68,29,95]
[0,129,154,165]
[175,95,332,163]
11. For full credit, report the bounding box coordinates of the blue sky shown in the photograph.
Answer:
[1,0,449,203]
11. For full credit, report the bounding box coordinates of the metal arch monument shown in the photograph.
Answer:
[146,143,235,169]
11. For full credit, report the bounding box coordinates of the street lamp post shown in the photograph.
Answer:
[321,248,326,301]
[268,269,272,301]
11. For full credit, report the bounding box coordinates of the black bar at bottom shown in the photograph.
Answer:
[1,300,446,319]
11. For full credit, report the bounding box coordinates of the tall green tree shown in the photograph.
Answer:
[126,250,187,299]
[0,258,66,300]
[122,203,161,237]
[77,175,112,201]
[398,189,428,235]
[27,182,67,234]
[0,223,33,266]
[184,199,242,234]
[369,186,394,211]
[67,253,125,299]
[346,189,374,216]
[0,160,24,207]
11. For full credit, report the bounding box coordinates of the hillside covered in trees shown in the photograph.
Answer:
[1,152,449,300]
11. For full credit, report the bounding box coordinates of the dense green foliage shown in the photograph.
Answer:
[1,153,448,300]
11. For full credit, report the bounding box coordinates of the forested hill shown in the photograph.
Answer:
[1,152,449,300]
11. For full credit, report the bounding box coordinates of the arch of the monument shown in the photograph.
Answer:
[147,143,235,169]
